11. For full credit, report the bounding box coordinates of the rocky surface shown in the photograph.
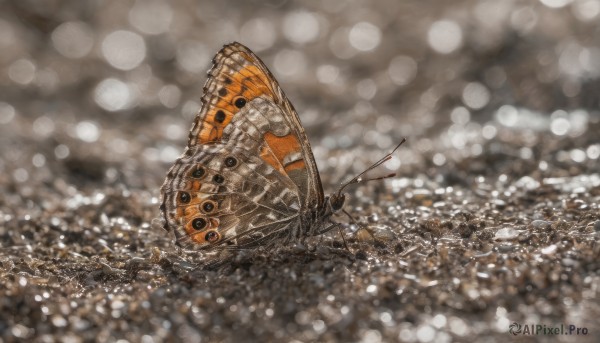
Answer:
[0,1,598,342]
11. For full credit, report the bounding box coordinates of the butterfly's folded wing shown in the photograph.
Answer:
[161,42,324,249]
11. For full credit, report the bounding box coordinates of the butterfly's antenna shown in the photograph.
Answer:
[336,138,406,196]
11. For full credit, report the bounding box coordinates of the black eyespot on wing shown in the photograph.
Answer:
[224,156,237,168]
[179,192,191,204]
[213,174,224,184]
[218,88,227,96]
[234,97,246,108]
[205,230,219,243]
[202,201,215,213]
[192,217,207,230]
[215,110,226,123]
[192,167,206,178]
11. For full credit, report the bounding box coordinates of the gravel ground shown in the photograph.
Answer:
[0,1,599,342]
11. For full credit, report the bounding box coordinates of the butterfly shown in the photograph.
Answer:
[160,42,404,250]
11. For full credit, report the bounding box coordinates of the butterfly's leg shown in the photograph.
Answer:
[342,208,360,227]
[324,219,349,251]
[341,209,375,240]
[337,222,350,251]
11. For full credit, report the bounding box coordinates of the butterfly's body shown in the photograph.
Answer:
[161,42,345,250]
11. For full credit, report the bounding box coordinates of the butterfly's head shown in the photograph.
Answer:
[326,192,346,214]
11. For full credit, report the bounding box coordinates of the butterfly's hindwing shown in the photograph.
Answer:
[163,143,303,248]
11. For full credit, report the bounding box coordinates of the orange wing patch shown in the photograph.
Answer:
[197,65,275,144]
[260,132,306,174]
[178,219,221,244]
[180,202,222,244]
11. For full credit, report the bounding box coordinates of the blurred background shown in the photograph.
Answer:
[1,1,599,342]
[1,0,598,196]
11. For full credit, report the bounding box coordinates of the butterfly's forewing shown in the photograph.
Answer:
[160,42,324,249]
[190,43,324,207]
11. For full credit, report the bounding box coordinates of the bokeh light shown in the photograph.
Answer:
[8,59,36,85]
[75,121,101,143]
[51,21,94,59]
[129,0,173,35]
[388,56,418,86]
[240,18,276,52]
[329,27,355,59]
[32,116,55,137]
[316,64,340,84]
[539,0,572,8]
[0,102,15,124]
[101,30,146,70]
[427,20,463,54]
[283,11,320,44]
[356,78,377,100]
[348,22,381,51]
[572,0,600,21]
[94,78,137,111]
[462,82,491,110]
[176,41,209,73]
[273,49,307,80]
[158,85,182,109]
